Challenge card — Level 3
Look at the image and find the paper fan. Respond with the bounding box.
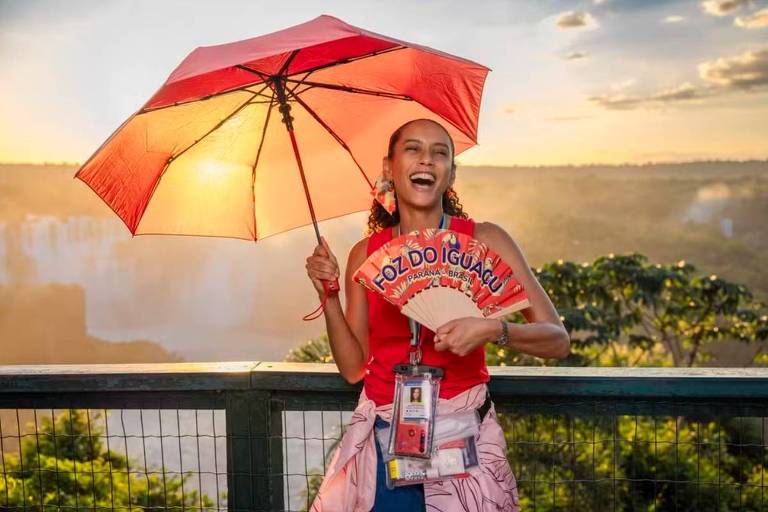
[354,229,530,331]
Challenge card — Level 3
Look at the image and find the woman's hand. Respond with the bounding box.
[305,237,340,298]
[434,318,500,357]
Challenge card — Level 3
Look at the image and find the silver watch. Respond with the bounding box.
[496,320,509,346]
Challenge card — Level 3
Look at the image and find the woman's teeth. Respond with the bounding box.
[410,173,436,187]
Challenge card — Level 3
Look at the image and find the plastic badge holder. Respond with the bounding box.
[388,371,440,459]
[376,410,481,489]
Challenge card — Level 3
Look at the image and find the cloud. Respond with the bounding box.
[610,78,636,91]
[589,83,703,110]
[547,115,593,121]
[662,15,686,23]
[556,11,599,30]
[563,51,589,60]
[699,47,768,89]
[701,0,750,16]
[587,94,644,110]
[734,8,768,28]
[589,47,768,111]
[652,82,699,101]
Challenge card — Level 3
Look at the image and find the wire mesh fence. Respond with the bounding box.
[0,408,228,511]
[501,407,768,511]
[1,364,767,511]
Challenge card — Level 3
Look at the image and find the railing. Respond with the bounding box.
[1,363,768,511]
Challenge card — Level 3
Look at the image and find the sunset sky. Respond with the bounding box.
[1,0,766,166]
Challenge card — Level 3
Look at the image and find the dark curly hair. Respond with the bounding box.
[366,119,468,235]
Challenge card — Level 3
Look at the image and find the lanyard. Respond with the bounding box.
[407,213,448,366]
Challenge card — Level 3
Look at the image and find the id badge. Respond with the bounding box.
[388,368,441,459]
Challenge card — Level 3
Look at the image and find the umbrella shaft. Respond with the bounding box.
[287,127,322,244]
[273,76,322,244]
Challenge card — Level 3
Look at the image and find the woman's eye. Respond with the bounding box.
[405,146,418,151]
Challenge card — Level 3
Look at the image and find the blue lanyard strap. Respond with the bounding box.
[408,213,448,365]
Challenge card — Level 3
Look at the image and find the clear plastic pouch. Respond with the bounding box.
[376,409,481,489]
[388,371,440,459]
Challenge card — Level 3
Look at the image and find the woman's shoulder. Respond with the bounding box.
[473,220,512,245]
[348,236,367,257]
[473,221,531,270]
[348,234,374,266]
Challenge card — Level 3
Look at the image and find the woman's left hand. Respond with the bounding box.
[433,317,499,357]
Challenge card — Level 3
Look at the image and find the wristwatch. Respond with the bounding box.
[495,320,510,346]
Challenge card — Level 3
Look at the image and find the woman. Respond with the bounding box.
[306,119,570,511]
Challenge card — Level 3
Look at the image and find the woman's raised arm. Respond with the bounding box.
[305,237,370,383]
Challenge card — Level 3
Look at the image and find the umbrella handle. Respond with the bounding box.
[303,278,340,321]
[322,278,340,295]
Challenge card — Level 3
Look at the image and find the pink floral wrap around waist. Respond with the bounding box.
[309,383,520,512]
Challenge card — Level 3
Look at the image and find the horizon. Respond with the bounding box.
[2,158,767,169]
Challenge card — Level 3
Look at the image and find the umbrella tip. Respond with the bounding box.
[317,13,346,24]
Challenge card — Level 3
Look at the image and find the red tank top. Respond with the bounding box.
[363,216,490,406]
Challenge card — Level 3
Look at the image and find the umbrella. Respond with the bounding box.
[76,14,489,310]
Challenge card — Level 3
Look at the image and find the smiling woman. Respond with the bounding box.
[304,118,571,511]
[366,120,468,237]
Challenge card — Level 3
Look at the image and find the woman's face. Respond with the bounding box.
[385,120,455,212]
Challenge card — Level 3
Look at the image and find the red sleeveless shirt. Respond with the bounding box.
[363,216,490,406]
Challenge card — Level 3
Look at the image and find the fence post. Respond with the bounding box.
[226,390,285,511]
[269,395,285,510]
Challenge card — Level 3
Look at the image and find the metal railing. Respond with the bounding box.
[1,363,768,511]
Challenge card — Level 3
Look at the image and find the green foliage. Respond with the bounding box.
[487,253,768,368]
[503,412,765,511]
[285,333,334,363]
[0,410,216,511]
[299,472,325,512]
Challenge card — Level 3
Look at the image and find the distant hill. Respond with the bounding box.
[0,283,181,364]
[0,163,115,222]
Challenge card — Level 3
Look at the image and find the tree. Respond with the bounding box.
[0,410,216,511]
[487,253,767,368]
[285,334,333,364]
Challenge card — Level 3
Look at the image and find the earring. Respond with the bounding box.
[371,174,397,215]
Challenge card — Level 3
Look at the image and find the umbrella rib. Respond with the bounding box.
[249,90,277,240]
[286,78,412,101]
[236,47,405,82]
[287,88,373,190]
[243,85,274,98]
[288,72,314,96]
[166,91,260,164]
[236,64,270,80]
[277,49,300,76]
[139,82,272,115]
[291,45,405,77]
[292,84,314,96]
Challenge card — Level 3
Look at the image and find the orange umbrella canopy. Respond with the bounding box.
[77,15,489,240]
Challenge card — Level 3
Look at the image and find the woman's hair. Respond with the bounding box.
[366,119,468,235]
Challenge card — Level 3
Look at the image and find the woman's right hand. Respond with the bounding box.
[305,236,340,297]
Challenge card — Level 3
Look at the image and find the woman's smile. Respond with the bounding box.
[409,171,437,191]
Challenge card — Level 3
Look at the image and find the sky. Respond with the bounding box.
[0,0,766,166]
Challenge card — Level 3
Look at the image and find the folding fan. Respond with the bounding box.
[354,229,530,331]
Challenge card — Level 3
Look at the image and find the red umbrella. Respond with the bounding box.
[76,14,489,304]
